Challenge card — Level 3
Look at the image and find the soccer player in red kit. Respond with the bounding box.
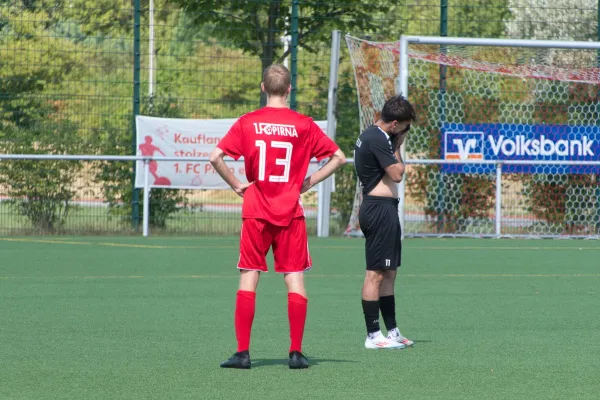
[209,64,346,369]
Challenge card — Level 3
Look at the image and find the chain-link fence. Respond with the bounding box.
[1,0,599,235]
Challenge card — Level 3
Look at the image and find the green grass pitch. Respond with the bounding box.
[1,236,599,399]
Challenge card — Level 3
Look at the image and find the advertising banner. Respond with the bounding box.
[442,123,600,174]
[135,116,329,189]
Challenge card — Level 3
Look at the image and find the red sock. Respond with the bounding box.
[288,293,308,353]
[235,290,256,352]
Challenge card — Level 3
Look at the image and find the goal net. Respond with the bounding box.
[345,35,600,238]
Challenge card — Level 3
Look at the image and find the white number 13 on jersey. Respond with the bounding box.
[255,140,293,183]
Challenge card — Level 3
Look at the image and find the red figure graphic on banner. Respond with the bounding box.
[138,136,172,186]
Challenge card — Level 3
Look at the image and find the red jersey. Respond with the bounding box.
[217,107,339,226]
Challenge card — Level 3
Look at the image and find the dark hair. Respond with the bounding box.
[380,94,416,123]
[262,64,291,96]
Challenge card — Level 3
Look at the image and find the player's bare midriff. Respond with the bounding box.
[367,173,398,198]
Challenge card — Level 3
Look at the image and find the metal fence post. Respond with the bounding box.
[290,0,299,111]
[437,0,449,233]
[149,0,156,98]
[132,0,141,231]
[317,30,341,237]
[596,0,600,234]
[495,162,502,238]
[398,35,410,239]
[143,159,151,237]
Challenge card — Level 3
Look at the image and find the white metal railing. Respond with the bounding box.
[403,159,600,238]
[2,154,599,238]
[0,154,332,237]
[0,154,192,237]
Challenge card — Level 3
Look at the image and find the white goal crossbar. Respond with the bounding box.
[397,35,600,238]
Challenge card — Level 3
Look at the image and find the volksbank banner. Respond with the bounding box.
[441,123,600,174]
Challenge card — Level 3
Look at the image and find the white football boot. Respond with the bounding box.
[386,327,414,347]
[365,331,405,349]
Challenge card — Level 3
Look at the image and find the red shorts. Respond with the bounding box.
[238,217,312,273]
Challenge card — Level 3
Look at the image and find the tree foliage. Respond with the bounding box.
[173,0,394,64]
[507,0,596,41]
[0,5,90,232]
[170,0,397,105]
[0,120,89,232]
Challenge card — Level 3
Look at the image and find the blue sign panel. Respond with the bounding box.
[441,123,600,174]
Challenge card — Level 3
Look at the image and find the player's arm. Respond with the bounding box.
[210,120,251,197]
[388,126,410,181]
[302,121,347,193]
[301,149,346,193]
[392,126,409,162]
[371,134,405,184]
[209,147,251,197]
[384,162,405,184]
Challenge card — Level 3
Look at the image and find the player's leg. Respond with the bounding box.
[362,269,404,349]
[359,198,382,337]
[273,217,310,369]
[284,272,309,369]
[234,270,260,353]
[380,269,410,345]
[362,269,384,335]
[221,219,270,369]
[377,203,413,347]
[359,197,405,349]
[382,274,413,346]
[379,269,397,332]
[283,272,308,351]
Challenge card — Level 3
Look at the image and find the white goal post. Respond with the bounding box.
[341,34,600,239]
[398,36,600,238]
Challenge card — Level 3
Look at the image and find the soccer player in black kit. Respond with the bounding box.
[354,94,416,349]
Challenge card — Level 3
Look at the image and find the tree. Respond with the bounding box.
[506,0,596,41]
[0,4,91,233]
[450,0,511,39]
[0,5,88,126]
[170,0,396,105]
[0,121,90,233]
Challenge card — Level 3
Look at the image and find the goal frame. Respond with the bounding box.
[397,35,600,238]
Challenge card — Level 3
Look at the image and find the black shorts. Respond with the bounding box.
[358,195,402,270]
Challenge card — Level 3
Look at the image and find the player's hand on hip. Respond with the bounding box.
[234,182,253,198]
[300,177,312,194]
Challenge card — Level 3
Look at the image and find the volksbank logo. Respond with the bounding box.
[445,132,484,161]
[445,131,595,160]
[442,123,600,175]
[489,135,594,157]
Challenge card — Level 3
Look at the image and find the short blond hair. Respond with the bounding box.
[262,64,290,97]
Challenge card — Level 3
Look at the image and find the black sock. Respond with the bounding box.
[379,295,397,331]
[361,299,380,334]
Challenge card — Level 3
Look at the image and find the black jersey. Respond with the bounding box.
[353,125,399,196]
